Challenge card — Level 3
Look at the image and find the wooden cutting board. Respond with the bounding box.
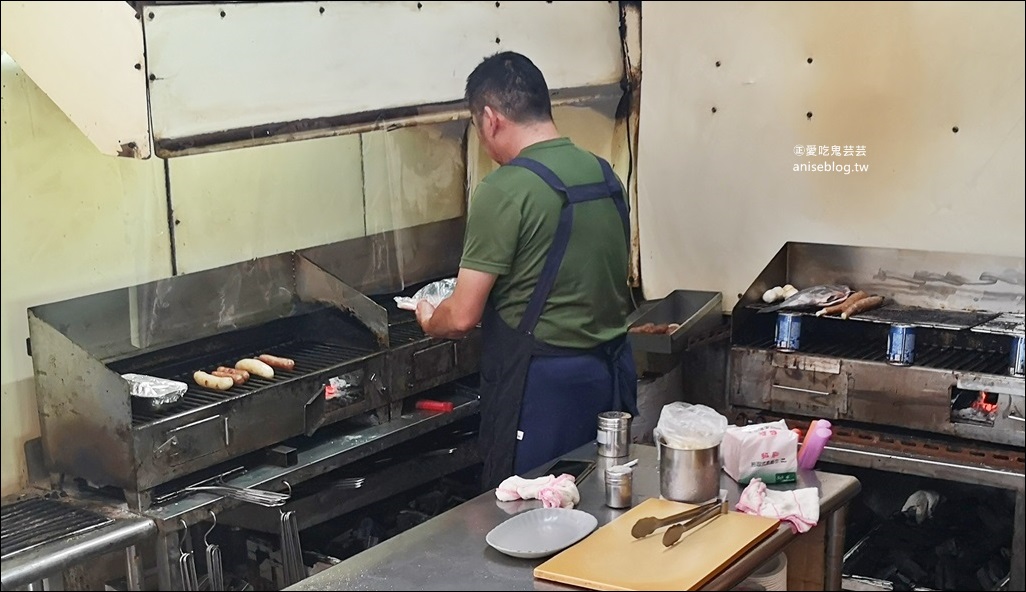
[534,498,780,591]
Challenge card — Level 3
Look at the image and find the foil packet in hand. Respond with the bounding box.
[394,278,457,311]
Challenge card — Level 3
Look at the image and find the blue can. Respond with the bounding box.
[887,324,916,366]
[775,312,801,352]
[1011,335,1025,377]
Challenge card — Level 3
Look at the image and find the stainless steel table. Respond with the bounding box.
[287,442,861,591]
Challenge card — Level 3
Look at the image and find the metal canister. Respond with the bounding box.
[774,312,801,352]
[597,411,631,458]
[604,466,633,509]
[887,324,916,366]
[1010,335,1025,377]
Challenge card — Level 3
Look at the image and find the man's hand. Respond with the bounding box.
[417,268,497,340]
[415,300,436,327]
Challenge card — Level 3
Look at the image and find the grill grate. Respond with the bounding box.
[132,340,374,425]
[753,338,1008,374]
[0,498,114,560]
[390,322,427,345]
[747,302,1000,331]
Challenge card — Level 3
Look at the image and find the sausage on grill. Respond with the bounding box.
[841,295,885,319]
[194,371,233,391]
[212,369,247,386]
[236,358,274,379]
[258,354,296,372]
[817,291,868,317]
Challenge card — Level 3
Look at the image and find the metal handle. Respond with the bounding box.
[169,415,223,435]
[154,436,178,455]
[772,384,832,396]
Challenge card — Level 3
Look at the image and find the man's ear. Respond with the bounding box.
[482,105,500,135]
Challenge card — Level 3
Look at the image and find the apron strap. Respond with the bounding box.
[596,158,631,248]
[507,156,631,335]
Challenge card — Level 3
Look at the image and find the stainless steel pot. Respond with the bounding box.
[655,431,720,503]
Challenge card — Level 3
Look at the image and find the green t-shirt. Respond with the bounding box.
[460,137,632,349]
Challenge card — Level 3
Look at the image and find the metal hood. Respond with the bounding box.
[1,1,626,159]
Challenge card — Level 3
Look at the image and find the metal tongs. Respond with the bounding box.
[661,499,728,547]
[279,507,305,587]
[153,467,290,508]
[178,520,200,591]
[204,512,225,592]
[630,499,728,547]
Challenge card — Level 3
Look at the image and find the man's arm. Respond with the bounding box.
[416,268,497,340]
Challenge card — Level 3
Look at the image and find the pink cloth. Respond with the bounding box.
[495,473,580,509]
[736,478,820,534]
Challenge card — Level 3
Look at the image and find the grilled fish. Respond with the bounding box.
[758,284,852,313]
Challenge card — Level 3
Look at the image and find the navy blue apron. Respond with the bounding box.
[477,155,639,490]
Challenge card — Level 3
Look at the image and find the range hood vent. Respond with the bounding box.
[1,1,625,159]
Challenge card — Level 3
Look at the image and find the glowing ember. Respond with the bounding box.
[971,391,998,414]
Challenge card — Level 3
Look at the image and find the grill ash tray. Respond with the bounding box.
[627,290,723,355]
[0,497,114,560]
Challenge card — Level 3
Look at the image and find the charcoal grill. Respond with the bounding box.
[22,221,484,590]
[26,249,481,511]
[726,242,1025,590]
[375,295,482,403]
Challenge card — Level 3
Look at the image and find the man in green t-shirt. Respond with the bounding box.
[416,51,638,488]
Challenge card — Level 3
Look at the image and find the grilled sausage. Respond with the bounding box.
[216,366,250,382]
[816,291,868,317]
[841,295,885,320]
[194,371,234,391]
[212,369,247,386]
[236,358,274,379]
[258,354,296,372]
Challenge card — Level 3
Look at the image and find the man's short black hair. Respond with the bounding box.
[465,51,553,124]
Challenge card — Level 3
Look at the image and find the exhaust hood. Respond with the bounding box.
[1,1,626,159]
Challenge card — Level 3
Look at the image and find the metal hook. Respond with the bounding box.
[204,511,217,547]
[179,519,190,555]
[283,480,292,497]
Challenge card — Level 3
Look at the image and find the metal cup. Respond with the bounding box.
[656,432,720,504]
[597,411,631,457]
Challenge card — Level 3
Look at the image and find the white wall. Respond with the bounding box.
[637,1,1026,307]
[0,53,171,493]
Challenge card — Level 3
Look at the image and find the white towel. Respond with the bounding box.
[495,474,580,509]
[736,478,820,534]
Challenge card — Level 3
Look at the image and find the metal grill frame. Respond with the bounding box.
[0,498,113,560]
[26,252,399,502]
[726,242,1026,592]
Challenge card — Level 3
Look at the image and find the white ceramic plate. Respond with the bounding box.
[486,508,598,559]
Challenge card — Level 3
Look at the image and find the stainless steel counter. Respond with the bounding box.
[286,442,861,591]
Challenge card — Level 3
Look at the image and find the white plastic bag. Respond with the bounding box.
[655,402,728,450]
[394,278,457,311]
[721,420,798,485]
